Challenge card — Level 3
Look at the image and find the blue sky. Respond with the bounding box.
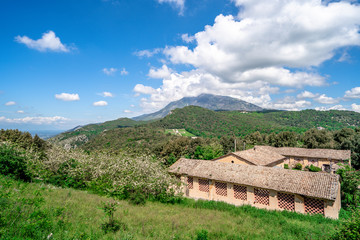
[1,0,360,131]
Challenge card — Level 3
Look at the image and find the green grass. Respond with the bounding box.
[165,129,196,137]
[0,175,341,240]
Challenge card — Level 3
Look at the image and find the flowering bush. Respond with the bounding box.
[28,146,181,201]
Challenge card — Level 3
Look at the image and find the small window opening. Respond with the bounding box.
[231,161,234,163]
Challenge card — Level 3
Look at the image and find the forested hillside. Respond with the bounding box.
[150,106,360,137]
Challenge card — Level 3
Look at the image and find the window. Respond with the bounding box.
[198,178,209,192]
[304,197,324,215]
[231,160,234,163]
[278,192,295,211]
[234,185,247,200]
[215,182,227,196]
[254,188,269,205]
[187,177,193,189]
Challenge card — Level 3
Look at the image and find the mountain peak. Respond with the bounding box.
[133,94,263,121]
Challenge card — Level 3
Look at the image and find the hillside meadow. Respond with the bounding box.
[0,175,342,240]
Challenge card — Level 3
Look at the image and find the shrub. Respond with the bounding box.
[308,164,321,172]
[28,146,180,202]
[284,164,289,169]
[0,144,30,181]
[294,163,302,170]
[100,201,125,233]
[196,229,209,240]
[331,209,360,240]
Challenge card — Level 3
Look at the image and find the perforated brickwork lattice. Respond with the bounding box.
[254,188,269,205]
[187,177,193,189]
[305,197,324,215]
[233,185,247,200]
[278,192,295,211]
[198,178,209,192]
[215,182,227,196]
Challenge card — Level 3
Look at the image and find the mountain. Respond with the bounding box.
[132,93,263,121]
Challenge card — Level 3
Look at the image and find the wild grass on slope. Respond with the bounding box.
[0,175,340,240]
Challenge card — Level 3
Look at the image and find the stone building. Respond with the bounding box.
[214,146,351,173]
[169,158,341,219]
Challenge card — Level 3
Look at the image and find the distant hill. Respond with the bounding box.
[132,93,263,121]
[150,106,360,137]
[48,118,149,149]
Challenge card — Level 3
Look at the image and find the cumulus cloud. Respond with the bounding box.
[135,0,360,112]
[344,87,360,99]
[120,68,129,75]
[148,65,173,79]
[17,110,24,114]
[264,96,311,111]
[134,48,161,58]
[5,101,16,106]
[315,105,347,111]
[158,0,185,15]
[181,33,195,43]
[314,94,340,104]
[135,70,278,112]
[164,0,360,86]
[93,101,108,106]
[134,84,158,95]
[351,103,360,112]
[15,31,70,52]
[0,116,68,125]
[297,91,319,99]
[124,109,132,113]
[103,68,117,75]
[55,93,80,101]
[100,91,113,97]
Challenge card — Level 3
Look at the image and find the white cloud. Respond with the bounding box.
[17,110,24,114]
[134,70,278,112]
[265,96,311,111]
[0,116,68,125]
[120,68,129,75]
[100,91,113,97]
[344,87,360,99]
[148,65,173,79]
[15,31,70,52]
[181,33,195,43]
[134,48,161,58]
[55,93,80,101]
[314,94,340,104]
[158,0,185,15]
[130,104,135,108]
[135,0,360,113]
[5,101,16,106]
[134,84,158,95]
[297,91,319,99]
[351,103,360,112]
[103,68,117,75]
[315,105,347,111]
[164,0,360,87]
[124,110,132,113]
[93,101,108,106]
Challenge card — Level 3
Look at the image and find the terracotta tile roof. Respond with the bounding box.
[169,158,339,201]
[255,146,351,160]
[231,147,286,166]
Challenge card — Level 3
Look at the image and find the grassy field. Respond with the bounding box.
[1,175,341,240]
[165,129,196,137]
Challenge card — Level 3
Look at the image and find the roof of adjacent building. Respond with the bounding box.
[213,147,286,166]
[255,146,351,160]
[169,158,339,201]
